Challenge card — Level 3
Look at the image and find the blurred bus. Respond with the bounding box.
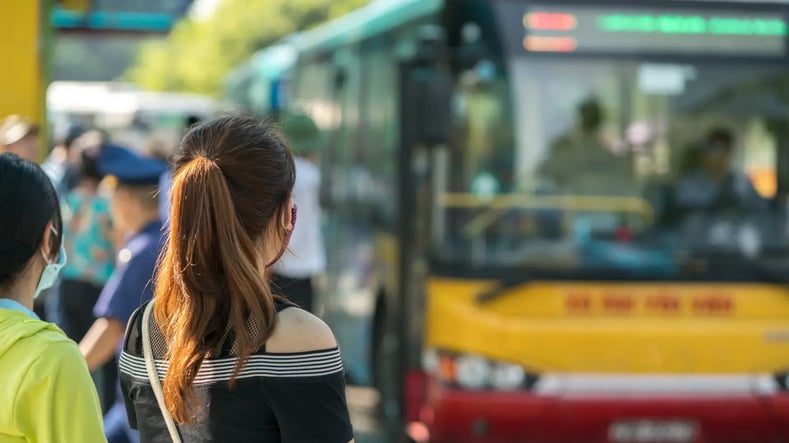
[246,0,789,441]
[224,39,298,117]
[48,81,218,152]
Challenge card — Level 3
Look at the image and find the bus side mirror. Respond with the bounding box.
[405,66,453,146]
[404,25,453,146]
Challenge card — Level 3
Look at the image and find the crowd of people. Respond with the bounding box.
[0,112,349,443]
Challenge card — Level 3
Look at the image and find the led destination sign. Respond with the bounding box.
[513,4,788,56]
[597,13,786,36]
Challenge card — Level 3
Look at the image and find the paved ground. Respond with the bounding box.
[348,386,394,443]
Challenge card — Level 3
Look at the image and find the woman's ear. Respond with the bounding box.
[282,196,294,231]
[40,221,55,259]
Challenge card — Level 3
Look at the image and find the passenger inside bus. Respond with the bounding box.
[541,98,634,197]
[673,127,766,216]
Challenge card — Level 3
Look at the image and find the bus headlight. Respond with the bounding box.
[424,349,538,391]
[455,354,491,389]
[490,362,526,390]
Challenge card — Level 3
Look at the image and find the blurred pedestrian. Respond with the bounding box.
[0,153,105,442]
[118,116,353,442]
[42,124,86,195]
[0,115,39,162]
[79,145,167,443]
[40,129,105,333]
[270,112,325,313]
[58,143,117,412]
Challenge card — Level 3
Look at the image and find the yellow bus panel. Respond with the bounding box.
[426,278,789,373]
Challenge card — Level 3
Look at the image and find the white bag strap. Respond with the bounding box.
[142,301,183,443]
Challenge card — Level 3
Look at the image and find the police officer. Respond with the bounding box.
[78,145,167,443]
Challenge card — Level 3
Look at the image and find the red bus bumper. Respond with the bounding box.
[415,386,789,443]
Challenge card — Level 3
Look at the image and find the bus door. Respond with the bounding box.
[319,47,381,385]
[393,27,454,430]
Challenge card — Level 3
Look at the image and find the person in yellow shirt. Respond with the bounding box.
[0,152,105,443]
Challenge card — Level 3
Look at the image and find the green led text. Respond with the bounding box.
[597,14,787,36]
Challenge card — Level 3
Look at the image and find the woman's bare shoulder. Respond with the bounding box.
[265,306,338,353]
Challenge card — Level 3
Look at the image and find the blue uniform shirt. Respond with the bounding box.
[94,220,164,341]
[96,221,163,443]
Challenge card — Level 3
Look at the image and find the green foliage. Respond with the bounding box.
[127,0,366,95]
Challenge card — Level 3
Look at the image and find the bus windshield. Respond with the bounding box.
[434,56,789,280]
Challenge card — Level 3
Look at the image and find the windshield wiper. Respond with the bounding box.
[475,277,532,304]
[472,267,667,305]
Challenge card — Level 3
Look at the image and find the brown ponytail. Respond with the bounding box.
[154,116,295,423]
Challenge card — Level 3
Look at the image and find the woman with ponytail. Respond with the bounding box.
[118,116,354,442]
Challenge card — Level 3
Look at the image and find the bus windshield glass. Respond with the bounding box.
[434,56,789,280]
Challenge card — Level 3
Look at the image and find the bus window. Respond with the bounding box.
[450,60,514,193]
[436,57,789,276]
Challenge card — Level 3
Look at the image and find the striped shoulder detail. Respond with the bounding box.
[119,348,343,384]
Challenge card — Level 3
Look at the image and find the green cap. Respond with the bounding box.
[281,112,321,155]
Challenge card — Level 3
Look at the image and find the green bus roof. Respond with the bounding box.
[226,42,297,91]
[249,43,298,79]
[296,0,443,55]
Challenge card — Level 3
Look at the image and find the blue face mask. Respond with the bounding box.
[34,246,67,299]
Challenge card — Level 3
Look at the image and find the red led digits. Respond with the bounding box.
[523,36,578,52]
[524,12,578,31]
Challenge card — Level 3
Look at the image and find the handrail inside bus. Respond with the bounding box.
[437,193,655,237]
